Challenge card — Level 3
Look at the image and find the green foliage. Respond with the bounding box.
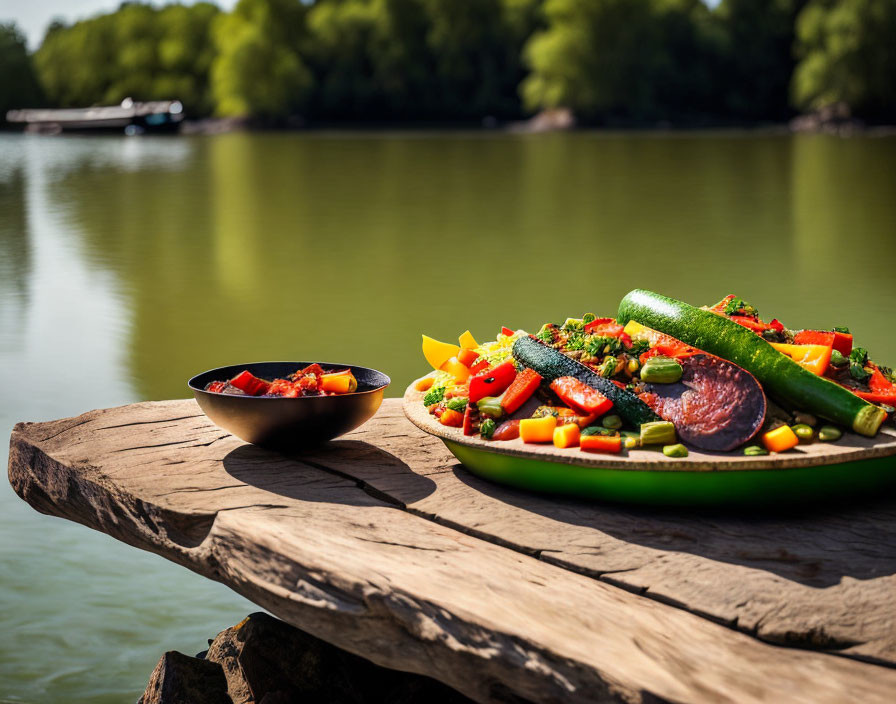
[34,3,220,115]
[792,0,896,119]
[11,0,896,123]
[0,23,43,118]
[211,0,311,118]
[522,0,723,124]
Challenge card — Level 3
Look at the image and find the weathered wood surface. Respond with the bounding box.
[9,399,896,704]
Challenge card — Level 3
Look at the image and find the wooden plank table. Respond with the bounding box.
[8,399,896,703]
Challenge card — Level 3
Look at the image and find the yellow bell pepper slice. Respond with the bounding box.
[769,343,832,376]
[458,330,479,349]
[422,334,460,371]
[320,371,358,394]
[762,425,799,453]
[552,422,581,448]
[440,356,471,383]
[623,320,665,345]
[520,415,557,443]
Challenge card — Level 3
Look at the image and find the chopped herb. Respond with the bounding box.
[446,397,468,412]
[627,339,650,356]
[849,347,871,381]
[562,317,585,332]
[723,297,759,318]
[586,335,622,357]
[535,325,555,344]
[423,386,445,406]
[582,313,596,324]
[532,406,560,418]
[565,333,585,351]
[830,349,848,366]
[880,366,896,385]
[599,356,618,378]
[833,326,850,334]
[479,418,496,439]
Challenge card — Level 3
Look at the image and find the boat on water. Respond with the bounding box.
[5,98,185,135]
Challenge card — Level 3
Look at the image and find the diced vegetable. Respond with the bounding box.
[639,421,677,446]
[440,357,471,383]
[462,404,475,436]
[446,397,469,412]
[791,424,814,441]
[320,371,358,394]
[459,330,478,349]
[476,396,505,419]
[457,348,480,368]
[549,376,614,416]
[580,433,623,454]
[639,356,683,383]
[501,326,514,336]
[469,361,517,403]
[414,376,434,392]
[762,425,799,453]
[480,417,496,439]
[793,330,835,348]
[601,414,622,430]
[552,423,581,448]
[439,409,464,428]
[663,443,688,458]
[229,370,272,396]
[617,289,885,437]
[501,368,543,414]
[818,425,842,442]
[422,334,460,371]
[513,336,659,427]
[423,386,446,407]
[769,343,832,376]
[831,330,853,356]
[520,415,557,443]
[492,419,520,441]
[743,445,768,456]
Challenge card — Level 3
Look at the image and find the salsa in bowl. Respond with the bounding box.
[189,361,390,449]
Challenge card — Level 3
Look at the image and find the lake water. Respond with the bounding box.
[2,130,895,702]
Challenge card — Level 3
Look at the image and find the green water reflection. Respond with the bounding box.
[1,131,895,702]
[53,132,896,401]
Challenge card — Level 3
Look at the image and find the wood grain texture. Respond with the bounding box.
[403,382,896,471]
[8,399,896,703]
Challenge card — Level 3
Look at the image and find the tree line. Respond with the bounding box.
[2,0,895,125]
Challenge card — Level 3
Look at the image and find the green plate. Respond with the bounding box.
[404,383,896,506]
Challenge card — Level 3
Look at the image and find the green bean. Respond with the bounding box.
[817,425,842,442]
[662,443,688,458]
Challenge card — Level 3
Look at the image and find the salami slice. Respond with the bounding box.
[640,354,766,451]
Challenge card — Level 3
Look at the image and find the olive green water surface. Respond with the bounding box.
[1,131,895,702]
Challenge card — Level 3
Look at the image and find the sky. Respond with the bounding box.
[0,1,237,49]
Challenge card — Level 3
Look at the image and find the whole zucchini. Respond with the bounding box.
[512,335,660,427]
[617,289,886,437]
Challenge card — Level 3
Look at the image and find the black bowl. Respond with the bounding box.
[188,361,390,450]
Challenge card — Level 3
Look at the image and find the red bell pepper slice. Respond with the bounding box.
[468,361,517,403]
[501,368,543,414]
[462,403,475,436]
[501,326,514,337]
[583,317,615,333]
[768,318,785,333]
[549,376,613,416]
[206,381,228,393]
[793,330,836,348]
[580,434,622,454]
[729,315,769,333]
[831,331,853,356]
[469,358,490,374]
[229,370,271,396]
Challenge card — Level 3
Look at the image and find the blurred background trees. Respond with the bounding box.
[2,0,895,124]
[0,23,43,121]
